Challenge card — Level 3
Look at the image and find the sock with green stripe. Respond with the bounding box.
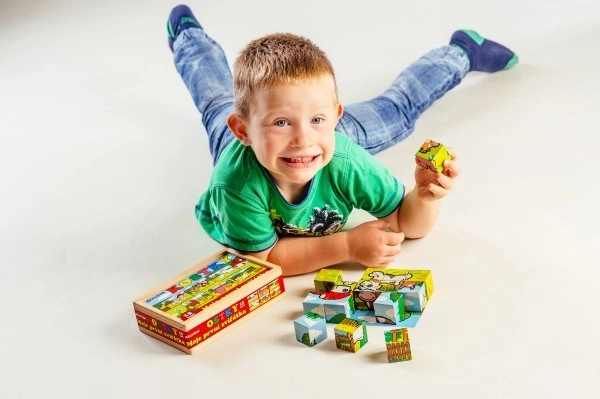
[450,30,519,72]
[167,5,202,52]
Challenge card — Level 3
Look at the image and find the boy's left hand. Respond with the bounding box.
[414,147,460,200]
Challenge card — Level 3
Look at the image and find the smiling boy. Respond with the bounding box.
[167,5,518,276]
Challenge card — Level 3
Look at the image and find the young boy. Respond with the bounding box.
[167,5,518,276]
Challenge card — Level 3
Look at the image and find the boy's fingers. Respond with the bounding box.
[384,231,404,247]
[436,173,454,190]
[428,183,449,198]
[446,146,458,160]
[443,159,460,177]
[372,219,391,230]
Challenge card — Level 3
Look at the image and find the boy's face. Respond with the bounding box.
[229,76,343,198]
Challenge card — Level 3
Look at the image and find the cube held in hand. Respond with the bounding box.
[415,139,451,173]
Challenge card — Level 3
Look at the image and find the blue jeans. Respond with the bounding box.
[173,28,470,165]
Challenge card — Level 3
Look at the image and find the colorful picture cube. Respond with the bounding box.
[334,318,368,353]
[385,328,412,362]
[354,268,434,313]
[294,312,328,347]
[398,282,428,313]
[314,269,343,292]
[374,291,408,324]
[323,292,355,324]
[415,139,452,173]
[302,292,326,317]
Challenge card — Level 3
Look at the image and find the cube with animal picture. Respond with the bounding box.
[314,268,344,292]
[354,268,434,313]
[415,139,452,173]
[294,312,328,347]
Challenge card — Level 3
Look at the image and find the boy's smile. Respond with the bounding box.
[228,76,343,202]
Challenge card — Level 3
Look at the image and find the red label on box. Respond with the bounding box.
[136,275,285,350]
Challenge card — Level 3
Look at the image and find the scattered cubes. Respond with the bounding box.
[334,318,368,353]
[294,312,328,347]
[385,328,412,362]
[302,292,326,317]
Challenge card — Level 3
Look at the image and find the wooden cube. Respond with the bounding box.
[323,292,355,324]
[294,312,328,347]
[385,328,412,362]
[334,318,368,353]
[415,139,451,173]
[302,292,326,317]
[314,269,344,292]
[374,292,408,324]
[398,282,428,313]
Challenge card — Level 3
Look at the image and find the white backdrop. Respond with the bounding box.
[2,1,600,398]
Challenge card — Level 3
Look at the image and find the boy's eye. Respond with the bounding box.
[311,117,324,124]
[274,120,288,127]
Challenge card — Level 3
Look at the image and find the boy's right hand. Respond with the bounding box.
[345,220,405,267]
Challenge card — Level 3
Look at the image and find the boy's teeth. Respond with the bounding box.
[288,157,312,163]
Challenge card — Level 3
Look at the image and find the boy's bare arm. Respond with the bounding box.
[384,150,460,238]
[247,153,459,276]
[383,189,441,238]
[249,220,404,276]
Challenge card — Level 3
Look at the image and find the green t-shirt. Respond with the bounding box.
[196,132,405,252]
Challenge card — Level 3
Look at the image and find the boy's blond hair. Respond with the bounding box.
[232,33,338,118]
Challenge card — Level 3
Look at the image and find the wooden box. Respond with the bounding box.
[133,250,285,354]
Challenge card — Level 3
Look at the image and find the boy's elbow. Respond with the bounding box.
[405,232,427,240]
[403,226,433,240]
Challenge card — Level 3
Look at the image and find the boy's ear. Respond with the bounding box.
[336,103,344,120]
[227,113,252,146]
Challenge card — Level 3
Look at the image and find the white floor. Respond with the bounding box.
[3,0,600,397]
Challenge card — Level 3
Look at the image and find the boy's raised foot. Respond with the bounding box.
[167,4,202,52]
[450,30,519,72]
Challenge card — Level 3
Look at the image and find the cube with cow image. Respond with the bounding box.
[322,284,356,324]
[353,268,434,314]
[294,312,328,347]
[305,281,357,322]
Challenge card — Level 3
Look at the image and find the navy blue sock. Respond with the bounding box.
[167,5,202,52]
[450,30,519,72]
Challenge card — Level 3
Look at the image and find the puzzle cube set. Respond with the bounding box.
[294,267,434,361]
[133,250,285,354]
[293,312,328,347]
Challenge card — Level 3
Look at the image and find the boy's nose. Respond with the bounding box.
[291,124,312,147]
